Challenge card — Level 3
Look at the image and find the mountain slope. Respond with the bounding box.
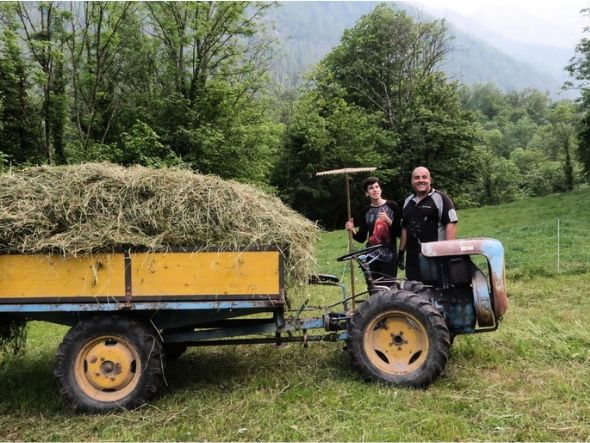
[267,1,564,95]
[422,5,576,91]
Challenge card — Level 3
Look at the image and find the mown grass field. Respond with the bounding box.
[1,191,589,441]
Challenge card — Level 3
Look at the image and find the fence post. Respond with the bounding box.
[557,217,561,272]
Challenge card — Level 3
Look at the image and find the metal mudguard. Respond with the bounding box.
[421,238,508,319]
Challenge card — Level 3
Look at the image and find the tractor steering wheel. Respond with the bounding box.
[336,244,382,262]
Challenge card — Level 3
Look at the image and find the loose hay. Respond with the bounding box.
[0,163,319,284]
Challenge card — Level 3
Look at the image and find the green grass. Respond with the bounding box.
[459,190,590,277]
[1,191,589,441]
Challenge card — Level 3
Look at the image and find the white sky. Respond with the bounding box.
[414,0,589,47]
[415,0,586,16]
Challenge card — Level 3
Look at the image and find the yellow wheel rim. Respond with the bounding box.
[74,336,141,402]
[363,310,429,375]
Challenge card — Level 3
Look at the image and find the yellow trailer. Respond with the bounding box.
[0,247,291,413]
[0,248,284,303]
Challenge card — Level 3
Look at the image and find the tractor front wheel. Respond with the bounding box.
[54,316,163,413]
[348,288,450,387]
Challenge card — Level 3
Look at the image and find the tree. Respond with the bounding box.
[461,83,507,121]
[324,5,451,131]
[288,4,479,209]
[510,147,565,196]
[392,72,479,205]
[65,2,140,148]
[548,102,579,191]
[0,1,280,185]
[577,112,590,180]
[566,7,590,181]
[0,6,40,164]
[471,146,522,205]
[12,1,69,163]
[142,2,280,184]
[119,120,181,167]
[274,68,391,227]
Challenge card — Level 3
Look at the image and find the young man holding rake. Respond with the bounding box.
[345,176,402,281]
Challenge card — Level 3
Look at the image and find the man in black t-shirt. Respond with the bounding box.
[398,166,458,281]
[345,177,402,280]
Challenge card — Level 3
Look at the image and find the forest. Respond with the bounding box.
[1,1,590,229]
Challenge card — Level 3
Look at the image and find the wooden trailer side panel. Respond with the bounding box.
[0,249,284,303]
[131,251,281,297]
[0,254,125,298]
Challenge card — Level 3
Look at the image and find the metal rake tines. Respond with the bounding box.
[316,167,376,176]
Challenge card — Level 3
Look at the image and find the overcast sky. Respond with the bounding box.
[414,0,588,48]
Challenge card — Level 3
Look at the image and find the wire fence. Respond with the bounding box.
[474,219,590,276]
[325,218,590,285]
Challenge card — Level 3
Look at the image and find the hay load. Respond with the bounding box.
[0,163,319,283]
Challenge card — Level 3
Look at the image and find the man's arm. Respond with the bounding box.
[345,207,369,243]
[400,227,407,250]
[445,222,457,240]
[438,191,458,240]
[397,227,407,270]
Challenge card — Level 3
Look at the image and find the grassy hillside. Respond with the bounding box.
[316,189,590,280]
[0,191,589,441]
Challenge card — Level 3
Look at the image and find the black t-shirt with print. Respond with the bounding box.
[353,200,401,262]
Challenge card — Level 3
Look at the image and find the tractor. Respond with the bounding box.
[0,238,507,412]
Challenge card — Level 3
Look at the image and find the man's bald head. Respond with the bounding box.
[411,166,432,197]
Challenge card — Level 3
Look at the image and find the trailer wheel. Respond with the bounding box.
[348,288,450,387]
[54,316,163,413]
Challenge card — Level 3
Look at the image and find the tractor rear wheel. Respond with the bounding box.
[54,316,163,413]
[348,288,450,387]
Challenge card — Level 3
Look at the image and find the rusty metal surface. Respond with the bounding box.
[422,238,508,319]
[421,238,489,257]
[471,268,495,327]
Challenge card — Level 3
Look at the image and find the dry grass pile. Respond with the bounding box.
[0,163,319,283]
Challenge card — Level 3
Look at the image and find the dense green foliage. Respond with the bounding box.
[566,8,590,181]
[276,6,481,225]
[0,1,588,228]
[272,68,390,226]
[0,1,280,186]
[461,85,582,205]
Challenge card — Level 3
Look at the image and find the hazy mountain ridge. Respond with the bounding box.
[267,2,569,96]
[442,22,564,94]
[422,5,576,90]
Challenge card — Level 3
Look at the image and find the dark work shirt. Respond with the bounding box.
[402,189,457,264]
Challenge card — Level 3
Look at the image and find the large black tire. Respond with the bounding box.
[401,280,456,347]
[54,316,164,413]
[400,280,426,294]
[348,288,450,387]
